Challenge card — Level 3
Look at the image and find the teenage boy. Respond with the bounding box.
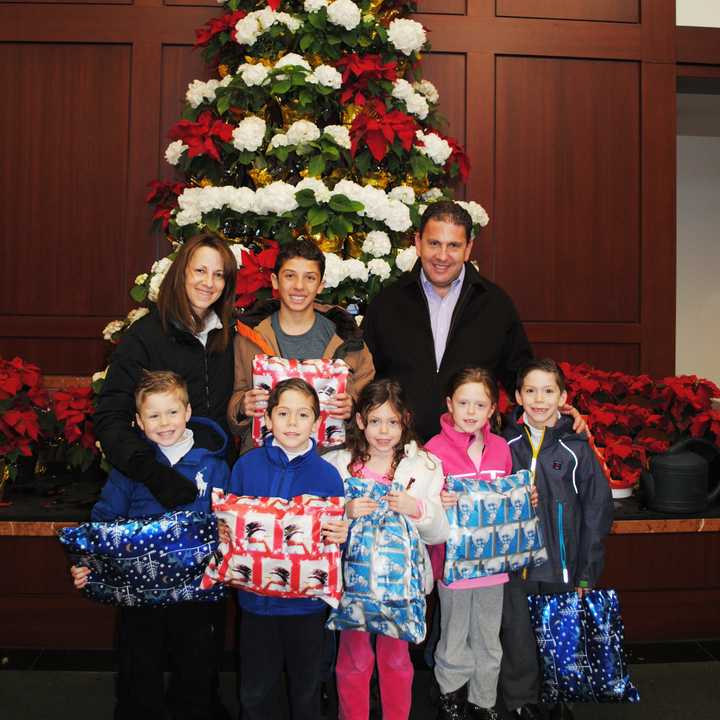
[500,359,613,720]
[229,378,348,720]
[227,239,375,444]
[71,370,231,720]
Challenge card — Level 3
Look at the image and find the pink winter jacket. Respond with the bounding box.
[425,413,512,586]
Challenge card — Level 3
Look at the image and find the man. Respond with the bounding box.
[362,200,532,443]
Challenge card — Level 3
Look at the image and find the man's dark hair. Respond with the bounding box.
[266,378,321,419]
[273,239,326,278]
[418,201,473,243]
[516,358,566,393]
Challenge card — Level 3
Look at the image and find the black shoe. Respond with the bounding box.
[437,685,468,720]
[466,703,500,720]
[513,703,543,720]
[549,703,574,720]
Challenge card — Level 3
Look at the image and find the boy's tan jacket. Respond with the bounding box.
[227,301,375,441]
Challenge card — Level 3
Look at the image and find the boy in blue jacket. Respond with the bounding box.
[229,377,348,720]
[71,370,230,720]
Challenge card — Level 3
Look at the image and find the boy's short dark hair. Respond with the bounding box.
[274,239,326,278]
[516,358,566,393]
[266,378,321,419]
[419,201,473,244]
[134,370,189,409]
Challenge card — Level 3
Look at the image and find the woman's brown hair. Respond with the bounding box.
[157,233,237,353]
[446,367,501,433]
[346,379,420,478]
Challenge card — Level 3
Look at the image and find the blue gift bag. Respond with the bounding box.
[326,477,426,643]
[443,470,547,584]
[528,590,640,704]
[58,510,225,606]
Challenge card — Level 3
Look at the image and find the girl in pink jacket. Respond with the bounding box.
[425,368,512,720]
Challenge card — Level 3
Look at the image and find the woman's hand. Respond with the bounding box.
[217,519,232,546]
[387,489,419,518]
[440,491,458,510]
[530,485,540,509]
[322,519,349,545]
[327,392,353,420]
[242,388,269,417]
[346,497,378,519]
[70,565,90,590]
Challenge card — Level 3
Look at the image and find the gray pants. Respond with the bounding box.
[434,582,504,709]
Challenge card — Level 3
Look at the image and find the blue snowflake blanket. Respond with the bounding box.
[443,469,547,584]
[326,477,426,643]
[58,511,224,606]
[528,590,640,703]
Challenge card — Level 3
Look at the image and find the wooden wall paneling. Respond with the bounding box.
[530,342,640,374]
[493,56,641,323]
[676,26,720,65]
[496,0,639,23]
[640,61,676,378]
[416,0,467,14]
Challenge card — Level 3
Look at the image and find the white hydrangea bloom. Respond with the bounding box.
[417,203,427,217]
[126,308,150,325]
[164,140,187,166]
[358,185,388,221]
[255,181,299,214]
[238,62,269,87]
[232,116,266,152]
[286,120,321,145]
[457,200,490,227]
[388,185,416,205]
[225,187,256,214]
[344,257,369,282]
[297,177,332,203]
[269,132,290,149]
[396,245,419,272]
[310,65,342,89]
[234,14,263,46]
[185,78,221,109]
[422,187,444,201]
[102,320,125,340]
[405,92,429,119]
[391,79,414,101]
[276,12,302,32]
[415,130,452,165]
[327,0,362,30]
[387,18,427,56]
[413,79,439,104]
[275,53,312,72]
[362,230,392,258]
[148,271,166,302]
[322,125,351,149]
[367,258,392,281]
[323,252,348,288]
[332,180,366,207]
[304,0,328,10]
[151,257,173,275]
[383,199,413,232]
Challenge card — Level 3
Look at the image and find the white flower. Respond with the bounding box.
[415,130,452,165]
[344,258,369,282]
[387,18,427,56]
[368,258,392,281]
[413,79,439,104]
[255,181,299,214]
[422,187,444,201]
[310,65,342,89]
[322,252,348,288]
[286,120,321,145]
[297,177,332,203]
[238,62,269,87]
[234,14,263,46]
[102,320,125,341]
[232,116,266,152]
[457,200,490,227]
[358,185,388,221]
[225,187,256,214]
[304,0,328,10]
[151,257,173,275]
[175,208,201,227]
[229,244,246,266]
[148,273,165,301]
[405,92,429,119]
[322,125,351,149]
[417,203,427,217]
[134,273,148,285]
[164,139,187,166]
[388,185,415,205]
[362,230,392,257]
[275,53,312,72]
[333,180,366,207]
[384,200,412,232]
[276,12,302,32]
[396,245,418,272]
[269,132,290,149]
[392,79,414,101]
[185,78,220,109]
[327,0,361,30]
[126,307,150,326]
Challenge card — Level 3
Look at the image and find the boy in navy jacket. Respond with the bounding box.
[71,370,230,720]
[229,378,347,720]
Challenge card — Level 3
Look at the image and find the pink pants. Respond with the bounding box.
[336,630,414,720]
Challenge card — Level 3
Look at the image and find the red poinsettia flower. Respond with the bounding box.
[2,409,41,443]
[235,241,280,309]
[194,10,247,47]
[168,111,234,162]
[336,53,398,105]
[689,408,720,444]
[439,132,470,183]
[146,181,187,231]
[53,387,95,446]
[350,99,418,162]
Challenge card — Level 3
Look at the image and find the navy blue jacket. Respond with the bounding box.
[229,436,344,616]
[504,410,613,587]
[92,417,231,521]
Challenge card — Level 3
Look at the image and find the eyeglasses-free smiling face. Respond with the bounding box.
[265,389,319,453]
[356,401,403,459]
[271,257,325,315]
[446,382,495,434]
[135,391,191,447]
[415,218,473,297]
[184,245,226,318]
[515,369,568,429]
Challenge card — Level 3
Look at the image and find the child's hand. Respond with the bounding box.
[70,565,90,590]
[530,485,540,509]
[217,519,231,546]
[327,392,353,420]
[321,519,349,545]
[562,404,588,434]
[440,491,458,509]
[346,497,378,519]
[242,388,269,417]
[387,489,419,518]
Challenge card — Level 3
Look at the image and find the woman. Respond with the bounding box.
[94,232,237,508]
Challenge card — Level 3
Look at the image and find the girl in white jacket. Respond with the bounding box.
[325,379,449,720]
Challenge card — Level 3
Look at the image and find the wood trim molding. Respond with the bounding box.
[677,26,720,65]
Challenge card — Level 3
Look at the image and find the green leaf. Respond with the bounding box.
[216,93,231,117]
[330,215,353,236]
[295,189,318,207]
[300,34,315,52]
[272,78,292,94]
[410,154,429,179]
[275,147,289,162]
[307,155,326,177]
[307,206,329,228]
[324,144,340,160]
[308,11,327,30]
[130,285,147,303]
[329,194,364,213]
